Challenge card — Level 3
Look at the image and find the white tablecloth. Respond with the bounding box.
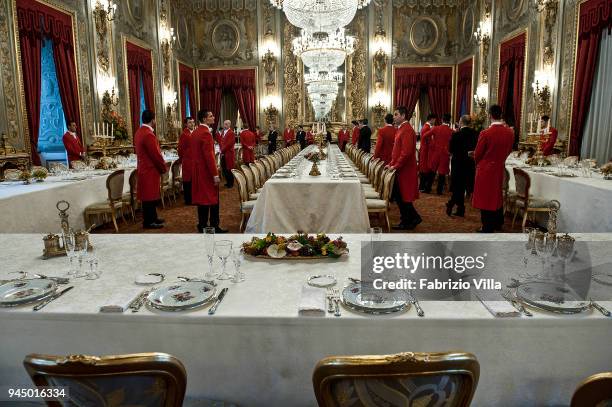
[246,145,370,233]
[0,169,134,233]
[0,233,611,406]
[506,160,612,232]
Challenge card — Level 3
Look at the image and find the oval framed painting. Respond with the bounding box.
[410,17,440,56]
[211,20,240,58]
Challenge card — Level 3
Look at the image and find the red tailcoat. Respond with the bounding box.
[241,130,256,164]
[418,123,432,172]
[390,121,419,203]
[220,129,236,170]
[134,125,166,202]
[255,130,263,144]
[306,132,314,144]
[541,127,558,156]
[191,125,219,206]
[472,124,515,211]
[178,128,194,182]
[351,127,360,144]
[338,129,347,144]
[426,124,453,175]
[283,128,295,144]
[62,132,84,166]
[373,125,396,165]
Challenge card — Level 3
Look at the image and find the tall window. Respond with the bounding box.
[139,71,147,125]
[184,86,192,118]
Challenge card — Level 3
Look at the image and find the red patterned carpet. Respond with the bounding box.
[94,183,522,234]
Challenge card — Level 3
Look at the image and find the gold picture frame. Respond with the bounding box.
[409,16,440,56]
[211,19,240,59]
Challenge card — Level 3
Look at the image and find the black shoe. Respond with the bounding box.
[404,217,423,230]
[144,223,164,229]
[214,227,228,233]
[445,202,453,217]
[156,218,165,224]
[453,211,465,217]
[392,223,409,230]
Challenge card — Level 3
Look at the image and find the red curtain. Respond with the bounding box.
[394,67,453,120]
[179,63,196,122]
[198,69,256,130]
[126,41,154,135]
[455,58,473,119]
[498,33,526,132]
[570,0,612,155]
[17,0,80,165]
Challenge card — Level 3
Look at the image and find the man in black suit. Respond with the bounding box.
[267,124,278,154]
[326,129,332,143]
[296,125,307,150]
[446,115,479,217]
[358,119,372,153]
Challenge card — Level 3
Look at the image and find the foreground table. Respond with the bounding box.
[0,233,611,407]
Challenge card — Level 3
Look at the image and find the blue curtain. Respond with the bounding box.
[139,71,147,125]
[38,36,67,157]
[184,86,192,118]
[459,94,468,117]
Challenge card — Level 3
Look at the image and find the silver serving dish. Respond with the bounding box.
[341,283,410,315]
[0,278,57,307]
[516,281,590,314]
[146,281,216,312]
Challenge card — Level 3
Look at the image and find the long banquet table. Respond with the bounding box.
[506,159,612,232]
[1,233,611,406]
[246,145,370,234]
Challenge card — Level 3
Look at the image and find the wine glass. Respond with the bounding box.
[522,227,536,268]
[215,240,233,280]
[535,233,557,278]
[62,229,77,276]
[203,227,217,279]
[76,235,89,278]
[231,249,245,283]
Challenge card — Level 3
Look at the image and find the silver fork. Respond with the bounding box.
[407,290,425,317]
[501,289,533,317]
[325,288,334,313]
[332,288,341,317]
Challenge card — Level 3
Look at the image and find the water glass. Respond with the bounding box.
[76,235,89,278]
[215,240,233,280]
[85,257,100,280]
[62,230,77,276]
[535,233,557,277]
[231,250,245,283]
[203,227,217,279]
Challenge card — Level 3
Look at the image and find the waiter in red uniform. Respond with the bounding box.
[306,127,314,145]
[62,121,85,168]
[178,116,195,205]
[240,126,256,164]
[389,106,422,230]
[337,125,348,151]
[373,114,396,165]
[539,115,558,156]
[424,113,453,195]
[220,120,236,188]
[192,109,227,233]
[418,113,436,192]
[134,110,167,229]
[350,120,360,145]
[471,105,514,233]
[283,126,295,147]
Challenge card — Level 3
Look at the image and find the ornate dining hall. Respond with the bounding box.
[0,0,611,406]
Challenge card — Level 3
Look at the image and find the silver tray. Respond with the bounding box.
[146,281,216,312]
[341,283,409,315]
[516,281,590,314]
[0,279,57,307]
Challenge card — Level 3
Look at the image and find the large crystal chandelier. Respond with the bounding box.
[270,0,371,33]
[293,29,355,71]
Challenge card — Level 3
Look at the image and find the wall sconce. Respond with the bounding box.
[262,49,277,95]
[263,95,280,127]
[532,69,554,117]
[94,0,116,22]
[371,92,388,128]
[475,6,492,83]
[160,24,176,88]
[535,0,557,13]
[474,84,488,111]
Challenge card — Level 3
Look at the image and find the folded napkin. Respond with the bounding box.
[475,293,520,318]
[99,288,145,313]
[298,285,326,317]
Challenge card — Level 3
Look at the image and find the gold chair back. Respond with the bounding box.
[380,168,396,203]
[106,170,125,202]
[249,163,261,188]
[571,372,612,407]
[23,353,186,407]
[171,160,181,183]
[232,169,250,203]
[255,161,268,182]
[513,168,531,202]
[313,352,480,407]
[241,164,256,194]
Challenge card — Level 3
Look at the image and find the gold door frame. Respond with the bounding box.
[176,59,198,120]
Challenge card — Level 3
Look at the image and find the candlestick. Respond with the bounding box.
[111,122,114,139]
[537,118,541,134]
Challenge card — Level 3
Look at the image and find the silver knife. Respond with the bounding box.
[208,288,228,315]
[33,286,74,311]
[590,299,611,317]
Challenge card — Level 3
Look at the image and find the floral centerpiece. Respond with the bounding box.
[31,167,48,182]
[601,162,612,179]
[18,170,31,184]
[304,151,322,163]
[242,232,348,259]
[101,110,129,142]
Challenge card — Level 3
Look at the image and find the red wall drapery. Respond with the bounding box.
[17,0,81,165]
[570,0,612,155]
[394,67,453,120]
[455,58,473,119]
[198,69,256,130]
[179,63,196,122]
[126,41,154,135]
[498,33,526,133]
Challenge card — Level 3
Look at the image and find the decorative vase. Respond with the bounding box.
[309,162,321,176]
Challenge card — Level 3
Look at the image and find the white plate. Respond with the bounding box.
[307,275,337,288]
[0,279,57,306]
[342,283,409,314]
[516,281,589,313]
[147,281,216,311]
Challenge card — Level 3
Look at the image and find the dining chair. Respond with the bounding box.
[249,163,262,189]
[232,169,257,232]
[512,168,561,232]
[366,168,396,232]
[240,164,260,200]
[23,352,186,407]
[503,168,517,215]
[160,162,174,208]
[570,372,612,407]
[121,169,138,222]
[84,169,127,233]
[170,160,182,196]
[313,351,480,407]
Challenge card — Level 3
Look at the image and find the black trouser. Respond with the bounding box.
[480,208,504,233]
[142,201,159,227]
[393,180,421,226]
[448,178,466,215]
[436,174,446,194]
[183,181,192,205]
[197,205,220,232]
[420,171,435,192]
[268,143,277,155]
[220,156,234,187]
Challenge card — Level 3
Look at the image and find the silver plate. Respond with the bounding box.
[0,279,57,307]
[341,283,409,315]
[146,281,216,311]
[307,275,337,288]
[516,281,589,314]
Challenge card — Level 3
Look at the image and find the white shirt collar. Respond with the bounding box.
[200,124,211,131]
[399,120,409,128]
[490,121,504,127]
[69,131,77,137]
[143,124,154,132]
[385,124,393,127]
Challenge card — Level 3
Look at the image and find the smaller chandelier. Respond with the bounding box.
[293,29,355,71]
[303,70,344,84]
